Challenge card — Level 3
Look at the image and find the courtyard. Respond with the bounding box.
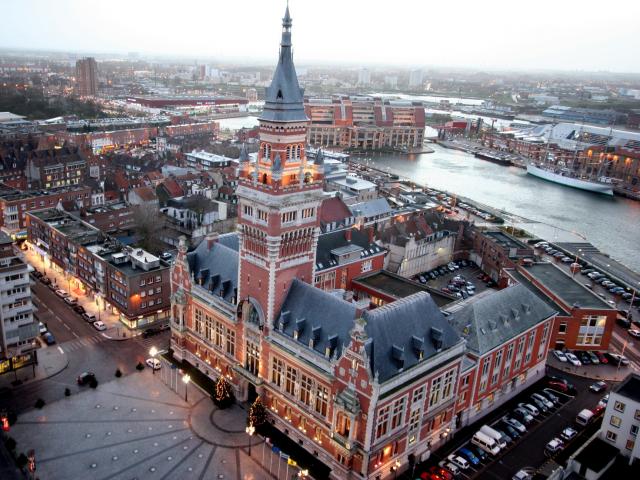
[8,368,303,480]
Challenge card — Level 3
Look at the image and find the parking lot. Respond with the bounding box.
[414,262,493,300]
[409,369,610,480]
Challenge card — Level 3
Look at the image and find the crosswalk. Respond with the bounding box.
[134,333,170,352]
[58,334,109,353]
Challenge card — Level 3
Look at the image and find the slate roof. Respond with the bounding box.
[259,7,307,123]
[275,279,357,357]
[380,211,459,247]
[350,198,392,219]
[362,292,462,383]
[448,284,557,355]
[187,237,238,305]
[217,232,239,252]
[315,228,383,272]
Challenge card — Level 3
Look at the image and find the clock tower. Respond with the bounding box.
[236,5,325,332]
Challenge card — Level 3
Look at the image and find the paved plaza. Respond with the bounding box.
[9,369,299,480]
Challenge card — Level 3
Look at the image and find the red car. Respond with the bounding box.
[429,466,453,480]
[592,404,606,417]
[594,351,608,364]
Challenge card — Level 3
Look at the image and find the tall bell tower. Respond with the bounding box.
[236,5,325,331]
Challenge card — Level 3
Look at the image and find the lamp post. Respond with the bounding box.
[245,423,255,456]
[149,346,158,375]
[391,459,401,479]
[298,469,309,478]
[182,374,190,402]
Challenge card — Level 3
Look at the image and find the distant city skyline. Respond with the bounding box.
[2,0,640,73]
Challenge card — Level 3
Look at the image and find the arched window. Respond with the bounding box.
[262,173,268,184]
[262,143,271,161]
[286,145,293,160]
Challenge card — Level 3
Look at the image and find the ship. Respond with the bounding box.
[526,163,614,196]
[474,151,512,166]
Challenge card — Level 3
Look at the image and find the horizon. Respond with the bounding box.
[2,0,640,74]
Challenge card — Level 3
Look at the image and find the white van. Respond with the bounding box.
[472,431,501,456]
[480,425,507,449]
[576,409,594,427]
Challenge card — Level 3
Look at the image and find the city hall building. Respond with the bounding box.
[169,8,557,479]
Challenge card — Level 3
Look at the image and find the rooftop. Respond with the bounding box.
[613,373,640,403]
[522,263,612,310]
[574,436,618,474]
[484,230,530,250]
[448,283,557,355]
[331,176,377,192]
[353,270,455,308]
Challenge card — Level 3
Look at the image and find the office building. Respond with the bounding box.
[75,57,98,96]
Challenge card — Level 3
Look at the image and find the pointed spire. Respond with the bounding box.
[259,3,307,123]
[314,148,324,165]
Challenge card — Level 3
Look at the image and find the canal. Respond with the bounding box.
[365,144,640,272]
[217,116,640,272]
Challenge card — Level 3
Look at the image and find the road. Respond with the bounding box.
[0,277,170,415]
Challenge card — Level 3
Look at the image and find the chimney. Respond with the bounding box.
[344,228,352,242]
[368,226,375,244]
[206,232,219,250]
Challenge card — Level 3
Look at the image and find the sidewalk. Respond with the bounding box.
[547,355,632,382]
[0,345,68,390]
[22,244,124,331]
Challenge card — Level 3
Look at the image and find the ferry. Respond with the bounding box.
[526,163,614,196]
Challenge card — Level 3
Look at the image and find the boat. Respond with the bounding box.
[526,163,614,196]
[474,151,512,166]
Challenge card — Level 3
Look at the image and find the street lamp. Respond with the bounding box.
[391,460,401,479]
[245,423,255,456]
[182,374,190,402]
[149,346,158,375]
[298,469,309,478]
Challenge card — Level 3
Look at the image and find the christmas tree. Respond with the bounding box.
[214,376,233,409]
[248,396,268,429]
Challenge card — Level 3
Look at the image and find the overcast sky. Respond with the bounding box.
[2,0,640,72]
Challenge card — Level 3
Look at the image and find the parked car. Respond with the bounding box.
[458,447,480,466]
[531,393,554,410]
[604,352,629,366]
[427,466,453,480]
[541,389,560,404]
[576,351,591,365]
[42,332,56,345]
[628,329,640,339]
[54,289,69,298]
[594,351,608,364]
[77,371,96,385]
[598,394,610,408]
[544,438,564,456]
[518,403,540,417]
[565,352,581,366]
[40,276,52,285]
[82,313,97,323]
[72,305,86,314]
[503,417,526,433]
[160,252,173,260]
[63,296,78,306]
[589,381,607,393]
[93,320,107,331]
[498,421,521,439]
[38,322,47,335]
[586,351,600,364]
[546,376,575,394]
[561,427,578,441]
[552,350,568,362]
[512,469,533,480]
[529,396,549,413]
[446,454,470,470]
[470,445,488,461]
[437,461,460,477]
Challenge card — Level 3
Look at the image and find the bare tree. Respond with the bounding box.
[132,204,165,254]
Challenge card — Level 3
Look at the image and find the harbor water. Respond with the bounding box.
[217,116,640,272]
[365,144,640,272]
